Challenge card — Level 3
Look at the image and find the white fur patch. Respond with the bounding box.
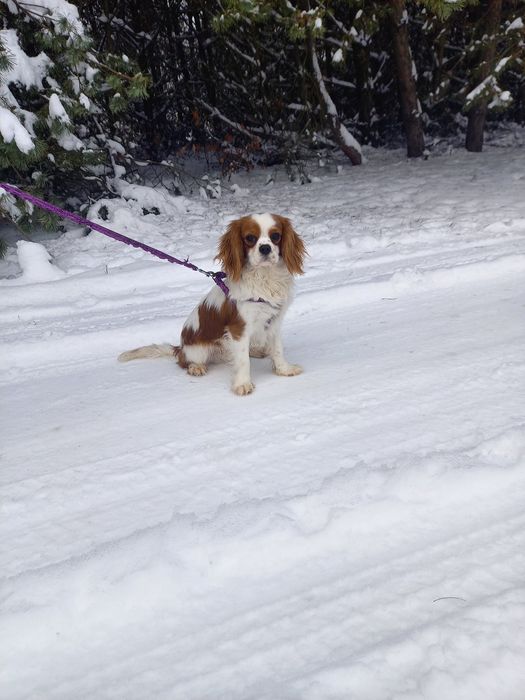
[184,304,200,332]
[229,264,293,305]
[246,213,280,268]
[204,285,225,310]
[183,344,212,365]
[251,213,276,236]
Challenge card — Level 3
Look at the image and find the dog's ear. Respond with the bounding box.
[216,218,244,281]
[274,215,307,275]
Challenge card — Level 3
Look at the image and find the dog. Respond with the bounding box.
[118,213,306,395]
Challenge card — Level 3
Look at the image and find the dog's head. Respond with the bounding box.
[216,213,306,281]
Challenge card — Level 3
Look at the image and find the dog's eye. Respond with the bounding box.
[245,234,257,246]
[270,232,281,243]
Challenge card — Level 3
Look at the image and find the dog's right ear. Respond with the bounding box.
[216,218,244,281]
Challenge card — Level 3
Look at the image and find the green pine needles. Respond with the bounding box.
[0,0,149,238]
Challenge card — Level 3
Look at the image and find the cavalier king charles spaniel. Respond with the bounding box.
[119,213,307,395]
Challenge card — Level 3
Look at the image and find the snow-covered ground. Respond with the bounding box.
[1,143,525,699]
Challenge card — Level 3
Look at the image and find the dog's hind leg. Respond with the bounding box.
[177,343,212,376]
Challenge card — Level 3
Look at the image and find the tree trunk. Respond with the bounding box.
[465,0,502,152]
[388,0,425,158]
[353,43,373,142]
[309,36,362,165]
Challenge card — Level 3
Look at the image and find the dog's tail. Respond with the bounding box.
[118,344,179,363]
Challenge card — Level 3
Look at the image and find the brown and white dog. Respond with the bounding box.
[118,214,307,395]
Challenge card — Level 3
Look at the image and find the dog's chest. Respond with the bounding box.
[239,299,282,333]
[230,265,293,334]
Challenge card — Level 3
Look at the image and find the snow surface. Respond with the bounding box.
[1,144,525,699]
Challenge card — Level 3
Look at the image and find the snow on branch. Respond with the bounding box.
[0,105,34,152]
[0,28,51,91]
[310,41,361,165]
[4,0,84,35]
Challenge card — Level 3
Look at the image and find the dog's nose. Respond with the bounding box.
[259,244,272,256]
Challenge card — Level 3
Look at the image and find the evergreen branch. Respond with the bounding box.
[88,59,140,83]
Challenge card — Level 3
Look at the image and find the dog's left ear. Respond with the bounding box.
[273,215,307,275]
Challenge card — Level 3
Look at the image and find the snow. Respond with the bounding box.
[78,93,90,110]
[496,56,512,73]
[0,106,34,152]
[489,90,512,110]
[507,17,524,32]
[0,28,51,92]
[56,131,84,151]
[48,94,71,124]
[14,241,66,283]
[47,93,81,148]
[310,46,362,154]
[1,143,525,699]
[465,77,490,103]
[0,28,50,152]
[12,0,84,35]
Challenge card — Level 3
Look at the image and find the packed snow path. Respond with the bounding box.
[1,146,525,699]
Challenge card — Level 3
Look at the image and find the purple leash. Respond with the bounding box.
[0,182,230,296]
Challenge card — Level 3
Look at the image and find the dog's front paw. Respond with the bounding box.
[232,381,255,396]
[188,363,208,376]
[274,363,303,377]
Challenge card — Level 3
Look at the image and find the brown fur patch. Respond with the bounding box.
[176,348,189,369]
[180,298,245,348]
[216,219,246,282]
[272,214,307,275]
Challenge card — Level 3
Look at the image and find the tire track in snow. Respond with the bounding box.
[2,333,523,578]
[4,496,524,699]
[2,287,524,582]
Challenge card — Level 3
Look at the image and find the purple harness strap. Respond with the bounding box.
[0,182,230,296]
